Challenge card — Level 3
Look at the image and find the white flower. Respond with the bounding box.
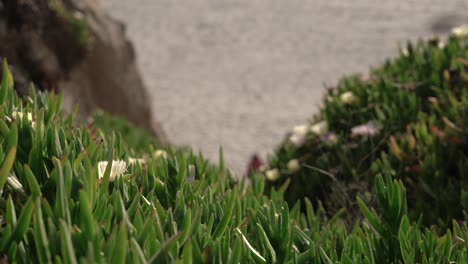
[351,121,380,137]
[265,169,280,182]
[7,175,23,190]
[340,91,356,105]
[289,124,309,147]
[451,24,468,38]
[287,159,300,173]
[438,41,445,49]
[12,111,35,127]
[154,150,168,159]
[401,48,409,56]
[12,111,33,121]
[310,121,328,136]
[98,160,127,182]
[289,134,305,147]
[128,157,147,165]
[293,125,308,136]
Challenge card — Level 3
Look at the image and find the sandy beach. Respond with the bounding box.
[100,0,467,175]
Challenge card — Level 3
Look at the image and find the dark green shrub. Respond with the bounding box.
[265,33,468,228]
[90,110,160,153]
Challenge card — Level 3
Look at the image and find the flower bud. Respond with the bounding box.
[310,121,328,136]
[340,91,356,105]
[265,169,280,182]
[287,159,300,173]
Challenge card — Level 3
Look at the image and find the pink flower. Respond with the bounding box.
[320,132,338,144]
[351,121,380,137]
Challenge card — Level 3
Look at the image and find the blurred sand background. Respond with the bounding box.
[100,0,467,175]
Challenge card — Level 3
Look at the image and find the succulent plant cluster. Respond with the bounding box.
[0,26,467,263]
[265,27,468,228]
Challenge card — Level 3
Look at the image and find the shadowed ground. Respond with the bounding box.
[100,0,467,175]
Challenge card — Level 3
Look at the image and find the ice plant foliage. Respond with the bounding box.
[1,31,468,263]
[266,29,468,229]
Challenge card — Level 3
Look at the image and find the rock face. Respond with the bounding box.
[0,0,167,144]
